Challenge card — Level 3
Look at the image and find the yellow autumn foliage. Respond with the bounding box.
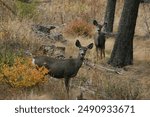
[0,57,48,88]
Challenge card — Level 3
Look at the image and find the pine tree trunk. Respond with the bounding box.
[108,0,141,67]
[104,0,116,32]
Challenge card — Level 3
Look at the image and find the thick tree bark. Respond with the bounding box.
[104,0,116,32]
[108,0,141,67]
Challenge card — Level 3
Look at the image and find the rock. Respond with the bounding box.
[39,44,65,59]
[32,24,67,43]
[32,24,56,34]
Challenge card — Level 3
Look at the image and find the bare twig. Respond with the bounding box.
[84,60,123,74]
[0,0,17,16]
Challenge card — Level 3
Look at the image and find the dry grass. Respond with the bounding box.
[64,18,94,37]
[134,39,150,62]
[0,0,149,100]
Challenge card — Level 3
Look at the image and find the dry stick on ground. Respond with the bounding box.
[84,60,123,74]
[0,0,17,16]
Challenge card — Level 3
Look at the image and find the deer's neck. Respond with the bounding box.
[78,54,85,61]
[75,55,84,68]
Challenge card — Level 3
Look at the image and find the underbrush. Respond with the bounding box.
[15,0,37,19]
[0,57,48,99]
[75,69,142,100]
[0,57,48,88]
[97,77,141,100]
[0,18,49,99]
[64,18,94,37]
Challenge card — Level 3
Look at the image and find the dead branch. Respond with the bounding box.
[0,0,16,16]
[84,60,123,74]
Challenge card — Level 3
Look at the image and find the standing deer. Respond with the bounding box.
[93,20,107,59]
[32,40,93,98]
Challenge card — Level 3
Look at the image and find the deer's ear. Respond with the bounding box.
[75,40,81,48]
[93,20,98,26]
[87,43,93,49]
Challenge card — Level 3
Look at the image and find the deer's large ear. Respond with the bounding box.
[87,43,93,49]
[93,20,98,26]
[75,40,81,48]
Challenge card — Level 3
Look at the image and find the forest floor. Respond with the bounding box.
[0,0,149,100]
[1,35,149,100]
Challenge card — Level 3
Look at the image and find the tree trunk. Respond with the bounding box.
[108,0,141,67]
[104,0,116,32]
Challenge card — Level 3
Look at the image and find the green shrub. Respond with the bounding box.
[16,0,37,18]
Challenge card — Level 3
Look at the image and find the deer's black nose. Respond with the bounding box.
[81,53,85,55]
[80,53,85,57]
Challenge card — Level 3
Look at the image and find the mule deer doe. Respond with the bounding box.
[93,20,107,59]
[32,40,93,98]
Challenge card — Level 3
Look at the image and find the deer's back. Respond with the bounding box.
[33,56,56,67]
[33,56,82,78]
